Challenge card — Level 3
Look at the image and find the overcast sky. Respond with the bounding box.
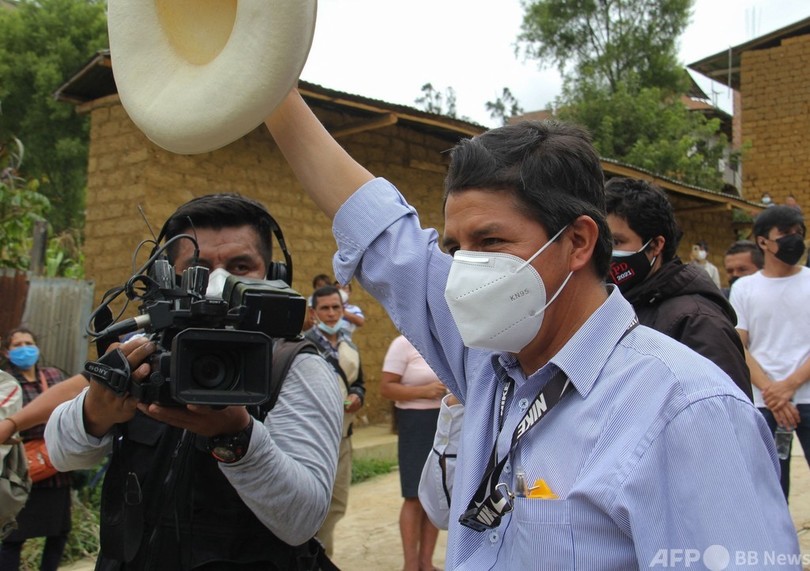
[300,0,810,127]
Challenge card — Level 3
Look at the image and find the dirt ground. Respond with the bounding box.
[330,469,447,571]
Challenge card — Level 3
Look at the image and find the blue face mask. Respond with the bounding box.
[317,321,343,336]
[8,345,39,369]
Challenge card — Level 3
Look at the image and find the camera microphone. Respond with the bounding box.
[98,314,153,341]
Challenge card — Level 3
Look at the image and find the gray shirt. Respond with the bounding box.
[45,352,343,546]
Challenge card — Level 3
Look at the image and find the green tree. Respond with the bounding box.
[0,0,108,233]
[0,136,84,277]
[558,79,727,189]
[486,87,524,126]
[516,0,731,189]
[415,82,458,118]
[517,0,691,94]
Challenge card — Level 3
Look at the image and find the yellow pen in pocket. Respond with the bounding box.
[526,479,559,500]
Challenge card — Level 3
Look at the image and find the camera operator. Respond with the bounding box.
[44,194,343,571]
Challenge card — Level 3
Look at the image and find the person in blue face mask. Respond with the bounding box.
[0,327,71,571]
[605,178,752,402]
[303,285,365,557]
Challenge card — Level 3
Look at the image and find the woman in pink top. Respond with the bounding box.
[381,335,447,571]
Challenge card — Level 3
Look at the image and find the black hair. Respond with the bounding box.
[605,178,682,262]
[160,193,274,270]
[694,240,709,252]
[310,285,341,308]
[725,240,764,269]
[444,120,611,278]
[752,205,806,248]
[312,274,332,289]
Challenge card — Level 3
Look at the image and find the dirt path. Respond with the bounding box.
[332,469,446,571]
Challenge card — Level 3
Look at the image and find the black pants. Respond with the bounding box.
[759,405,810,502]
[0,535,68,571]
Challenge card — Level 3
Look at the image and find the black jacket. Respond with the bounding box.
[623,258,753,401]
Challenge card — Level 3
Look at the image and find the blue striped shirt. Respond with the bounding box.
[333,178,799,570]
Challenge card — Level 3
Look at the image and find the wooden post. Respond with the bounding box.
[30,220,48,276]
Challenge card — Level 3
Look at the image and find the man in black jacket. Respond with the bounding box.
[605,178,753,400]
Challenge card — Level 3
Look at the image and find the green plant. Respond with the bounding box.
[45,229,85,278]
[0,135,84,277]
[732,207,754,223]
[351,457,397,485]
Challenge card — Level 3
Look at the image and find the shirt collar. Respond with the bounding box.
[496,285,638,398]
[311,327,348,351]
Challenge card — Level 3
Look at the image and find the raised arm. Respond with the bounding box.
[0,374,89,443]
[264,88,374,219]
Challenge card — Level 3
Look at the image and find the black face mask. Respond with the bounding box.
[609,241,655,293]
[774,234,806,266]
[728,276,739,288]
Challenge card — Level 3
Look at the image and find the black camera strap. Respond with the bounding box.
[85,348,132,396]
[458,367,571,531]
[459,316,639,532]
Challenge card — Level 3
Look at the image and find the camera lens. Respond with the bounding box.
[173,329,270,405]
[191,352,237,390]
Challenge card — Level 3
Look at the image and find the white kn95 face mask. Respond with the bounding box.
[205,268,232,300]
[443,225,572,353]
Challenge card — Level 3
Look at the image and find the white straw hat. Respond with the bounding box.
[108,0,317,155]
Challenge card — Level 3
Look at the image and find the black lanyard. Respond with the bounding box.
[459,316,639,532]
[459,367,570,531]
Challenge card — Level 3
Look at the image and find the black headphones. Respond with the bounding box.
[263,212,294,285]
[151,195,294,286]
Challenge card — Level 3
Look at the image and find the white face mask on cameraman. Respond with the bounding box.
[205,268,231,299]
[443,225,572,353]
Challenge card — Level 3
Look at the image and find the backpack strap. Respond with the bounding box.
[302,330,349,389]
[258,338,341,570]
[256,338,320,419]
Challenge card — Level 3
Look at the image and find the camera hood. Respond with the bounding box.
[223,276,306,338]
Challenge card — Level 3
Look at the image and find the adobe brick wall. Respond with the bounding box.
[668,194,740,280]
[741,35,810,208]
[83,96,450,423]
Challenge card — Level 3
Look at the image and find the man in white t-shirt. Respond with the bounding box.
[730,205,810,500]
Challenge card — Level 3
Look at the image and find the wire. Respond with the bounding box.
[85,233,199,340]
[132,239,158,274]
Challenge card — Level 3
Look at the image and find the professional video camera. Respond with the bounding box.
[85,248,307,407]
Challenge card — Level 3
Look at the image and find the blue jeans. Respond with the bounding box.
[759,404,810,501]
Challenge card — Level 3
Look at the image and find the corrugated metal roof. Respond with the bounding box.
[688,15,810,90]
[54,50,487,140]
[54,50,759,212]
[600,157,762,212]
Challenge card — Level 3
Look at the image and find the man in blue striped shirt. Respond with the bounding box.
[266,90,799,570]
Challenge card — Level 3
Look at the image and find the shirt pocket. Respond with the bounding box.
[509,497,574,570]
